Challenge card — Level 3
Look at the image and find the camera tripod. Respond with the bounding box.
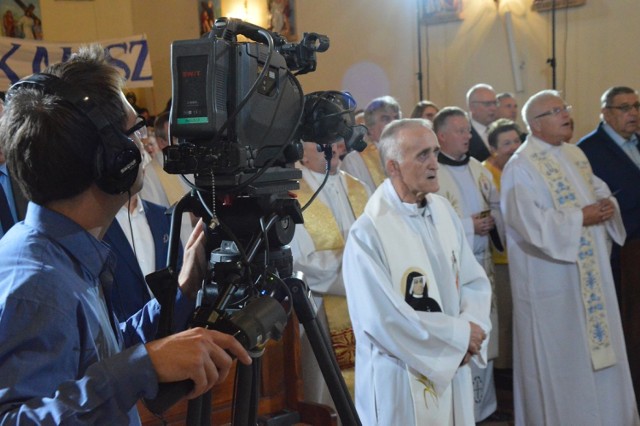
[144,188,361,426]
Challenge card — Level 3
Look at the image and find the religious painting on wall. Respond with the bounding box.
[267,0,295,41]
[199,0,222,35]
[421,0,463,25]
[532,0,586,12]
[0,0,43,39]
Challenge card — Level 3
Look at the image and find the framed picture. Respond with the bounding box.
[199,1,221,36]
[421,0,463,25]
[0,0,43,39]
[267,0,295,41]
[532,0,586,12]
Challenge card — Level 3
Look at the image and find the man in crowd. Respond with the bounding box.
[467,84,498,161]
[501,89,638,425]
[496,92,518,121]
[0,44,251,424]
[341,95,401,193]
[433,106,502,422]
[496,92,527,142]
[577,86,640,404]
[343,118,491,425]
[291,139,370,406]
[103,193,182,321]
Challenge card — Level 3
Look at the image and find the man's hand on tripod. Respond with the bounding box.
[178,219,207,300]
[146,327,252,400]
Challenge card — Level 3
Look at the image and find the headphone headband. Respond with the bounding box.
[7,73,141,194]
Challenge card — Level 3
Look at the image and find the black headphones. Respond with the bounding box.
[6,73,142,194]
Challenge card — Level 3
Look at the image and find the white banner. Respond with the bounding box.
[0,34,153,91]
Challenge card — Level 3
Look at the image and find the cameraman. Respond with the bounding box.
[0,44,251,424]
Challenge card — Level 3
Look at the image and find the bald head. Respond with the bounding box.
[467,84,498,125]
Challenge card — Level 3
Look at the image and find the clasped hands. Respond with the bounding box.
[582,198,615,227]
[461,322,487,366]
[472,212,495,236]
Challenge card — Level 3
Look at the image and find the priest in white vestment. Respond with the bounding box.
[341,96,401,193]
[433,106,502,422]
[343,119,492,425]
[290,140,370,409]
[501,90,640,426]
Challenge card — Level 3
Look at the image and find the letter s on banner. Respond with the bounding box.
[0,35,153,89]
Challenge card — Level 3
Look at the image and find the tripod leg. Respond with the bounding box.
[232,358,260,425]
[285,275,361,426]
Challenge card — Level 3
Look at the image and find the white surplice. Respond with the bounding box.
[290,166,369,411]
[437,157,501,421]
[343,180,492,426]
[290,166,369,296]
[501,136,639,426]
[340,148,378,194]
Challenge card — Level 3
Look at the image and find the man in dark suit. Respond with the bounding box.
[466,84,498,161]
[103,195,184,321]
[577,85,640,405]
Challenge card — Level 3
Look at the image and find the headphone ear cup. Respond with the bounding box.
[7,73,143,195]
[94,129,142,194]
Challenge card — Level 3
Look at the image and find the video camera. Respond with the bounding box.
[165,17,366,191]
[147,18,364,424]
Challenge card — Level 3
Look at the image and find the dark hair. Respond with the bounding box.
[410,100,439,119]
[487,118,521,149]
[601,86,637,108]
[432,106,468,134]
[0,44,126,204]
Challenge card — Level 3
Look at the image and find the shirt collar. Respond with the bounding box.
[383,179,431,218]
[0,162,8,176]
[529,134,564,154]
[602,121,638,148]
[471,119,488,137]
[24,202,114,282]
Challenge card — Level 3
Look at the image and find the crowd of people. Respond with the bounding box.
[293,83,640,426]
[0,43,639,426]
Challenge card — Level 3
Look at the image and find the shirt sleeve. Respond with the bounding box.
[501,157,584,262]
[290,223,345,296]
[0,296,158,425]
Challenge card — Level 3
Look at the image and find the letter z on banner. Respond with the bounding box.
[0,35,152,90]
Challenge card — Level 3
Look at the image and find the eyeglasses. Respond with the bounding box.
[533,105,572,119]
[605,103,640,113]
[124,115,148,140]
[471,100,499,107]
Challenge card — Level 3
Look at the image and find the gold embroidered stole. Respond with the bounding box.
[295,171,368,378]
[295,171,367,250]
[482,161,509,264]
[436,160,492,219]
[360,143,386,187]
[529,146,616,370]
[436,161,498,358]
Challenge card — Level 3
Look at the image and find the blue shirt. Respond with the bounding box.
[0,203,193,425]
[602,121,640,169]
